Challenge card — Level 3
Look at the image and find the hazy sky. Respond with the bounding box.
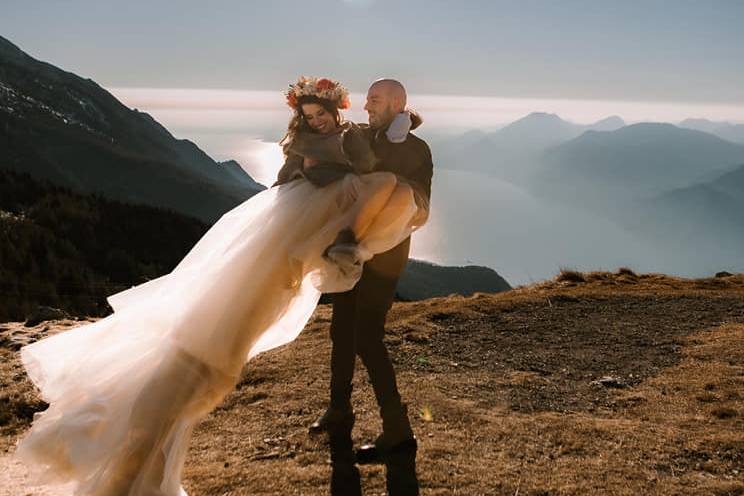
[3,0,744,104]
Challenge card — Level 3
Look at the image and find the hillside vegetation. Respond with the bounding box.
[2,270,743,495]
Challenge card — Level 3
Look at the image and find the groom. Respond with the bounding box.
[312,79,433,494]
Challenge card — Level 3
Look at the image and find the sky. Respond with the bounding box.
[3,0,744,104]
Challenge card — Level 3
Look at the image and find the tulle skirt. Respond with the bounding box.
[16,171,426,495]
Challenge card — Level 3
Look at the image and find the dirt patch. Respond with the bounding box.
[2,272,744,495]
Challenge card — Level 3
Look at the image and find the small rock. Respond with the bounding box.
[592,376,628,389]
[715,271,733,278]
[405,332,430,344]
[551,295,580,303]
[428,312,452,322]
[711,407,737,419]
[24,306,70,327]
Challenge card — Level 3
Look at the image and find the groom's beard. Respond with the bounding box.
[369,106,396,130]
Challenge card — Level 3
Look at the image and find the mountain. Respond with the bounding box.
[590,115,626,131]
[532,123,744,209]
[0,168,210,322]
[644,163,744,249]
[679,118,744,144]
[1,169,511,321]
[434,112,626,184]
[396,259,511,300]
[219,160,264,190]
[0,36,264,223]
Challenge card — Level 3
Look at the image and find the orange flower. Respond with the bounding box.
[286,92,298,107]
[316,78,335,90]
[339,97,351,110]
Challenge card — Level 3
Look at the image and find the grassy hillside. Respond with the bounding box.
[2,270,743,495]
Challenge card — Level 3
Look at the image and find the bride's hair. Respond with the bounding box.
[279,95,343,156]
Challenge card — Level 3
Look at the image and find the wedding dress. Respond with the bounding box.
[16,171,427,495]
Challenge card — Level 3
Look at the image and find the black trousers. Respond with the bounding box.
[328,237,410,412]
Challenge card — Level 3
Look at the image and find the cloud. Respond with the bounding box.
[108,87,744,133]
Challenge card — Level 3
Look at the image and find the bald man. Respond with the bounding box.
[313,79,433,495]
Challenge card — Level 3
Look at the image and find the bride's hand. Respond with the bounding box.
[303,156,319,168]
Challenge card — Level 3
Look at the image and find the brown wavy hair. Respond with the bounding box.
[279,95,343,156]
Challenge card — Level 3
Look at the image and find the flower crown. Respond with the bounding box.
[286,76,351,110]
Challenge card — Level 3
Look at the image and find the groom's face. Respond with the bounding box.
[364,85,397,130]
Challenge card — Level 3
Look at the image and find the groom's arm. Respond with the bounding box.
[405,138,433,212]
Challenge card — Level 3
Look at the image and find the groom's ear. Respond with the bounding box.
[392,97,406,114]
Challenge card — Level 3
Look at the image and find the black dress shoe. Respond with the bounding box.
[308,407,354,435]
[355,437,417,465]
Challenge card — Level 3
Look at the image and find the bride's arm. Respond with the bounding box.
[341,124,377,174]
[288,125,377,174]
[272,153,303,187]
[288,130,346,166]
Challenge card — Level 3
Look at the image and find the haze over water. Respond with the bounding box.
[110,87,744,285]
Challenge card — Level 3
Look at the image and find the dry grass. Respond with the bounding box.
[556,268,587,283]
[2,271,744,495]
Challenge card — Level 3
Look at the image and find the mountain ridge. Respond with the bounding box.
[679,117,744,144]
[0,35,264,223]
[535,122,744,199]
[434,111,627,184]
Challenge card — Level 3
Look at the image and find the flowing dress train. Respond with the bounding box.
[16,171,427,495]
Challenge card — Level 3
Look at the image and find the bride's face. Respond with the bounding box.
[302,103,337,134]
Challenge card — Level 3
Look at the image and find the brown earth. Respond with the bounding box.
[2,269,744,495]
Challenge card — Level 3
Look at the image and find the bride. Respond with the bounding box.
[15,76,428,495]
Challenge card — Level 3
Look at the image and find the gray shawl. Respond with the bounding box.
[273,122,376,187]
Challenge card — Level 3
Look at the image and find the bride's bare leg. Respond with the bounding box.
[349,174,397,240]
[354,183,413,241]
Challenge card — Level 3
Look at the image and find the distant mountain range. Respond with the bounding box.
[434,112,626,184]
[429,110,744,276]
[679,118,744,145]
[524,122,744,251]
[433,113,744,193]
[645,162,744,248]
[0,35,264,223]
[533,122,744,204]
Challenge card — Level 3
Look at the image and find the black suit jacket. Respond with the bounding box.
[362,125,434,280]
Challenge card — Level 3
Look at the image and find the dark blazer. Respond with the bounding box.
[362,118,434,279]
[363,122,433,210]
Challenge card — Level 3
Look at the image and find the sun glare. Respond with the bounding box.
[251,141,285,186]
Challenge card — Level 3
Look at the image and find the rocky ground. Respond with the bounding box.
[2,269,744,495]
